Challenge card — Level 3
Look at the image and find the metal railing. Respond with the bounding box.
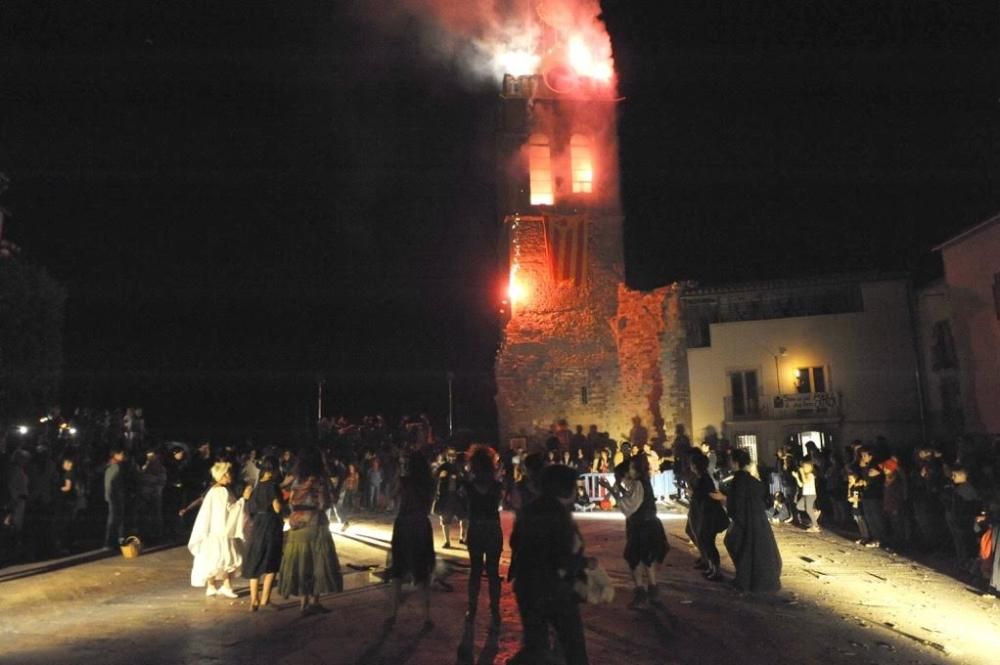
[579,471,677,505]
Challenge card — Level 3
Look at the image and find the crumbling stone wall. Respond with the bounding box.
[495,215,690,446]
[610,284,691,444]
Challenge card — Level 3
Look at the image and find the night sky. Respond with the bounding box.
[1,1,997,441]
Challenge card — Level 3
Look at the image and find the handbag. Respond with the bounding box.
[574,564,616,605]
[981,526,995,561]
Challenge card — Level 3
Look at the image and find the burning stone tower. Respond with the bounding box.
[494,18,690,444]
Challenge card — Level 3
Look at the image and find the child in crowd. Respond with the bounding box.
[767,492,791,525]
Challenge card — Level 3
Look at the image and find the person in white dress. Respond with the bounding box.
[188,461,246,598]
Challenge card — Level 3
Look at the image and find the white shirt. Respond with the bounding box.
[615,480,645,518]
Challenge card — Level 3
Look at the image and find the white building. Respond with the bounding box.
[933,213,1000,437]
[684,274,924,465]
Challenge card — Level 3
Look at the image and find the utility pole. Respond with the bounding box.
[317,375,325,422]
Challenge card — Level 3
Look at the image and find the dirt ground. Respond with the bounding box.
[1,508,998,665]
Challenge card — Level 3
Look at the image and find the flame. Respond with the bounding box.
[508,264,528,304]
[497,49,541,77]
[567,35,611,82]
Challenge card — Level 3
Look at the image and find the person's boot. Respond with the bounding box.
[488,576,502,628]
[466,578,480,622]
[647,584,664,607]
[628,586,648,609]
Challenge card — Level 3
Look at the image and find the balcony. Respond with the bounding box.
[724,392,840,421]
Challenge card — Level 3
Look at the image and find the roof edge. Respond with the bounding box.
[933,212,1000,252]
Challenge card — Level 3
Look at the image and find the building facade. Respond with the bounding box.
[685,274,924,464]
[933,213,1000,437]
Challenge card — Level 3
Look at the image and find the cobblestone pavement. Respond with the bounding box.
[1,509,998,665]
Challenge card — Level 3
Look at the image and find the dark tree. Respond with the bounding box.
[0,255,66,419]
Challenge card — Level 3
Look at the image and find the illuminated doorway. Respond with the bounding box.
[794,430,827,456]
[735,434,759,465]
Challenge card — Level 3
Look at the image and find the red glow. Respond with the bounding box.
[508,265,527,305]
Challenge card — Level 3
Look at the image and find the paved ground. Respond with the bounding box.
[2,508,999,665]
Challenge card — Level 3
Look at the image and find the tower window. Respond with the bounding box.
[528,134,553,205]
[570,134,593,194]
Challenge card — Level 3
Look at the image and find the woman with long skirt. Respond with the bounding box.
[188,462,245,598]
[278,446,343,615]
[463,445,504,628]
[600,455,669,608]
[724,448,782,592]
[242,456,284,611]
[386,449,436,630]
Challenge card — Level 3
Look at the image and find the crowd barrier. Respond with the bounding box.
[579,470,676,506]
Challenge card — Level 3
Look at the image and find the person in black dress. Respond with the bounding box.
[689,451,728,581]
[387,449,436,630]
[242,456,284,611]
[463,445,503,628]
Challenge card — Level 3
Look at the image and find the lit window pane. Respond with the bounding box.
[570,134,593,194]
[528,134,553,205]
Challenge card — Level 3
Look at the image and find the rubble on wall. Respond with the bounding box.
[495,270,691,445]
[611,283,691,443]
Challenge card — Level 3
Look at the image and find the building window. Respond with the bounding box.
[580,386,588,405]
[735,434,759,465]
[930,320,958,370]
[794,367,827,393]
[729,370,759,417]
[528,134,553,205]
[570,134,593,194]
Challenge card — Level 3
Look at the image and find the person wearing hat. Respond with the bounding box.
[188,461,246,599]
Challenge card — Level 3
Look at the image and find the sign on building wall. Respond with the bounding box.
[772,392,838,416]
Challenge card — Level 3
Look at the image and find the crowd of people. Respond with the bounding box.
[4,403,1000,664]
[764,435,1000,593]
[0,406,150,565]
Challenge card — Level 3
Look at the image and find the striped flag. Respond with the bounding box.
[545,215,588,286]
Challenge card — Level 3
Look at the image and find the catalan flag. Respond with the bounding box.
[544,214,588,286]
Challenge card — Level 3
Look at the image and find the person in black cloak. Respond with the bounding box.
[723,448,782,592]
[507,464,590,665]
